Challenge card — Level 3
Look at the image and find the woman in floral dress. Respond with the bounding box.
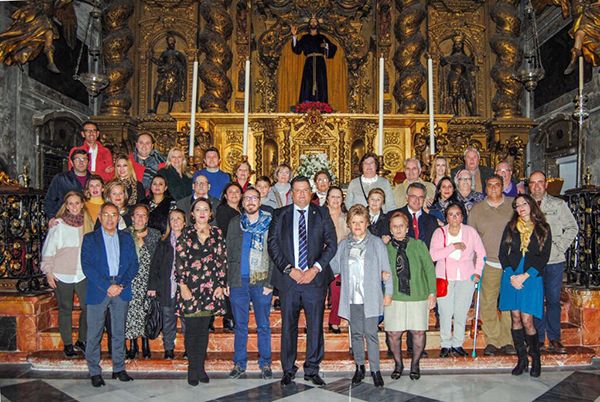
[176,197,227,386]
[124,204,161,359]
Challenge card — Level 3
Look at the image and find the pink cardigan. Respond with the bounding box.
[430,224,486,280]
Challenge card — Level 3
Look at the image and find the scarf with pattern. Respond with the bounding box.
[516,218,534,255]
[240,210,272,283]
[390,237,411,295]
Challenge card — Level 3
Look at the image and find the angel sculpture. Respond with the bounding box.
[533,0,600,74]
[0,0,77,73]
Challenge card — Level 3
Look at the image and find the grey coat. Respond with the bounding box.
[226,214,275,289]
[330,232,393,319]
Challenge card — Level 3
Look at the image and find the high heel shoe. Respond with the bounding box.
[328,324,341,334]
[391,363,403,380]
[351,364,365,384]
[409,369,421,380]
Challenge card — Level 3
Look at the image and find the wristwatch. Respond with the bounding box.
[283,265,293,275]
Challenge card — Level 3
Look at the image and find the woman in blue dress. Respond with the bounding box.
[498,194,551,378]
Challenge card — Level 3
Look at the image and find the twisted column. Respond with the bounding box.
[490,0,522,118]
[393,0,426,113]
[199,0,233,112]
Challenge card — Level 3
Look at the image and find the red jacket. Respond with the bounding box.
[69,142,114,183]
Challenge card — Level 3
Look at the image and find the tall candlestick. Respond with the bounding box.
[242,58,251,156]
[578,56,584,97]
[378,56,384,156]
[189,58,199,157]
[427,57,435,155]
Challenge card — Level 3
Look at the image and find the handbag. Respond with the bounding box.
[436,228,449,298]
[144,296,163,340]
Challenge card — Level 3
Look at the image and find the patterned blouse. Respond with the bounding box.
[175,225,227,317]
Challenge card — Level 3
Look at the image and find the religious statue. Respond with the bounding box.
[147,34,187,114]
[563,0,600,74]
[0,0,77,73]
[439,33,477,116]
[290,17,337,104]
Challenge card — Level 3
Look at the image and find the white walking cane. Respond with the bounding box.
[471,260,485,358]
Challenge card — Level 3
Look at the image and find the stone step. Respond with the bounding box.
[37,322,582,354]
[26,347,596,373]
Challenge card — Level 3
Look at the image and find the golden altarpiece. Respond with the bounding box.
[93,0,532,182]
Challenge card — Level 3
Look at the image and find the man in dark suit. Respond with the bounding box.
[268,176,338,386]
[450,146,494,194]
[392,182,439,248]
[82,202,139,387]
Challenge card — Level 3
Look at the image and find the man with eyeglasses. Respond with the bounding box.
[177,173,219,223]
[392,182,438,248]
[226,187,275,380]
[81,202,139,387]
[44,149,91,218]
[495,161,518,197]
[469,175,516,356]
[68,121,114,183]
[529,171,577,355]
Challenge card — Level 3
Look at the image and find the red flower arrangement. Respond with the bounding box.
[291,101,334,114]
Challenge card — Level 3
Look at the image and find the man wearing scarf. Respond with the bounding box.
[129,132,166,191]
[226,187,275,380]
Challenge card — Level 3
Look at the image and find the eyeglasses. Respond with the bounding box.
[316,178,329,183]
[243,195,259,201]
[407,194,425,201]
[101,212,118,218]
[496,169,512,174]
[74,157,88,163]
[194,182,209,187]
[457,177,472,181]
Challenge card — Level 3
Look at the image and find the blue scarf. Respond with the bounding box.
[240,210,272,283]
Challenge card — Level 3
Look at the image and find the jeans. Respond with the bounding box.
[230,278,272,369]
[535,262,564,342]
[86,295,128,377]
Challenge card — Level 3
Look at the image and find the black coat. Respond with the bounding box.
[267,204,338,291]
[44,170,90,218]
[148,238,176,307]
[499,225,552,275]
[368,212,389,238]
[216,203,240,238]
[145,197,174,234]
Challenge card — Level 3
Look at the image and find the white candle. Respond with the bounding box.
[242,58,251,155]
[378,56,384,156]
[578,56,584,97]
[189,59,199,157]
[427,57,435,155]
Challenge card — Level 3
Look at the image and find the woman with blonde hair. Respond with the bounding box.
[41,191,94,358]
[430,156,451,187]
[265,163,293,208]
[158,146,192,201]
[233,160,253,192]
[103,180,132,229]
[114,154,146,206]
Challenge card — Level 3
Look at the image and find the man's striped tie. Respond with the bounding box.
[298,209,308,270]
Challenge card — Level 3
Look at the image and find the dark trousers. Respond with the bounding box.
[535,262,564,342]
[280,284,326,376]
[55,278,87,346]
[162,297,185,351]
[184,316,211,378]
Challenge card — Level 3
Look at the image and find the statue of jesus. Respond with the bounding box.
[291,17,337,104]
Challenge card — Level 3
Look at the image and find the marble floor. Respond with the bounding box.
[1,364,599,402]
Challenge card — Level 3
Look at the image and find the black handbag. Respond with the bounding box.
[145,296,163,340]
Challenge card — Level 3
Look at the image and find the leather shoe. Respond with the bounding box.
[63,344,77,358]
[452,347,469,357]
[483,344,498,356]
[112,370,134,382]
[548,340,567,354]
[223,318,235,332]
[440,348,451,358]
[501,344,517,355]
[329,324,341,334]
[91,375,105,387]
[352,364,365,384]
[164,349,174,359]
[280,372,294,386]
[538,342,546,352]
[371,371,384,387]
[304,374,326,386]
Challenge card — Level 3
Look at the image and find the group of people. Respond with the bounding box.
[40,121,578,388]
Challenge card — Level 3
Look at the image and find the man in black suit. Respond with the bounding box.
[393,182,439,247]
[268,176,338,386]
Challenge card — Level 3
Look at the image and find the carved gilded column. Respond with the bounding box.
[490,0,522,118]
[199,0,233,112]
[101,0,134,116]
[393,0,426,113]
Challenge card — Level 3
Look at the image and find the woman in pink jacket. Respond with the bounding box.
[430,203,486,358]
